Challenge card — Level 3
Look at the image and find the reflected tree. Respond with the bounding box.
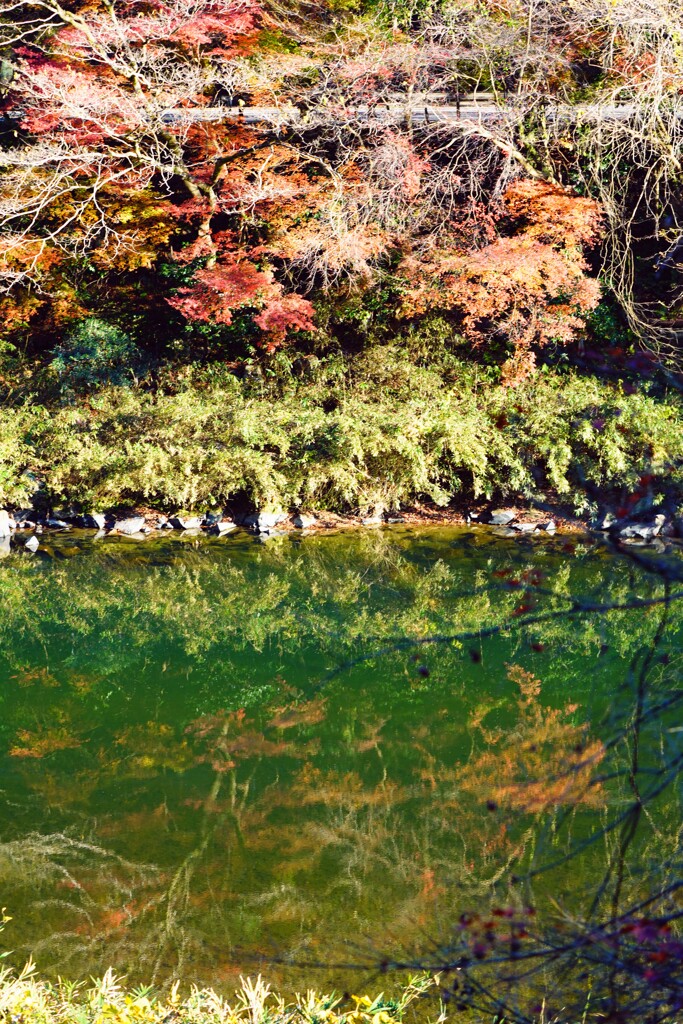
[332,542,683,1024]
[0,529,682,1018]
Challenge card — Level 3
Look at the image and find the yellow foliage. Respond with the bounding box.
[0,965,440,1024]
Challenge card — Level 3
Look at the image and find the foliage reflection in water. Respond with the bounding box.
[0,526,680,1016]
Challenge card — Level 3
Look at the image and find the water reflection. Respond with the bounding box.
[0,527,680,1008]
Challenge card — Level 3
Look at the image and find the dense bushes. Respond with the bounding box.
[1,347,681,513]
[50,320,140,396]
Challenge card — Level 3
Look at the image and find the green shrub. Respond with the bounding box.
[586,299,632,348]
[1,349,681,512]
[50,319,139,395]
[0,406,45,507]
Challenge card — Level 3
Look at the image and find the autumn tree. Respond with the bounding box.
[0,0,615,371]
[0,0,319,347]
[398,178,603,380]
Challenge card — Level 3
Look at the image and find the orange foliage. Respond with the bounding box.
[0,293,43,336]
[458,664,606,814]
[10,667,61,687]
[9,726,81,758]
[503,179,603,247]
[186,707,320,772]
[268,696,327,729]
[398,179,603,381]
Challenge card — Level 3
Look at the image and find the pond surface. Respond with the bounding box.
[0,526,680,1000]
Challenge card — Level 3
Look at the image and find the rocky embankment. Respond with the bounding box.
[0,502,681,555]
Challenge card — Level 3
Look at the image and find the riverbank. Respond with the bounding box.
[2,350,683,533]
[1,495,680,552]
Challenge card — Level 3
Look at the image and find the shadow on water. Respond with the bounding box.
[0,526,681,1018]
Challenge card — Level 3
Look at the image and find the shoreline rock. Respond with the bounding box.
[113,517,147,535]
[170,515,203,530]
[488,509,517,526]
[1,501,682,550]
[0,510,12,537]
[241,511,287,533]
[292,513,316,529]
[210,521,237,535]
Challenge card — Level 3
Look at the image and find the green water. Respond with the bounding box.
[0,526,680,1001]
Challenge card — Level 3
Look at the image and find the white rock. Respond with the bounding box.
[245,511,287,532]
[114,517,146,535]
[170,515,203,530]
[619,514,667,541]
[595,512,616,531]
[292,513,316,529]
[489,510,516,526]
[211,521,237,535]
[201,513,222,527]
[83,513,106,529]
[0,509,12,537]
